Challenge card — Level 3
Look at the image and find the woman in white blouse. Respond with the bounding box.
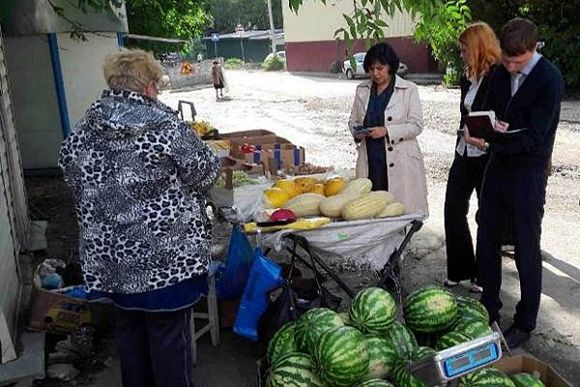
[444,22,501,292]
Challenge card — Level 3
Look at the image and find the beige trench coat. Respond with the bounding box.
[348,76,429,217]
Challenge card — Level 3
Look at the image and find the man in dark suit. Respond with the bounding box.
[469,18,564,348]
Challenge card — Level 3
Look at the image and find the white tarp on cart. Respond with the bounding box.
[259,215,425,271]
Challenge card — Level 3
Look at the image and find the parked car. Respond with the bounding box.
[343,52,409,79]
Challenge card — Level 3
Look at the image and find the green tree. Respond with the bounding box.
[125,0,211,53]
[209,0,283,32]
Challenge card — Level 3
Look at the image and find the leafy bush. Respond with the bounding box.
[262,55,285,71]
[224,58,244,69]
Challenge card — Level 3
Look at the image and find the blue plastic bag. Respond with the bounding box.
[233,248,283,341]
[216,225,255,300]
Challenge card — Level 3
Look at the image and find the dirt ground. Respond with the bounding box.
[25,69,580,386]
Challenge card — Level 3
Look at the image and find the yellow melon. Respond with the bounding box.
[324,177,347,196]
[263,187,290,208]
[273,179,300,198]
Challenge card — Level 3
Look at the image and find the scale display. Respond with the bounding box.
[443,343,499,378]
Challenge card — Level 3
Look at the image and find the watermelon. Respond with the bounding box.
[313,326,370,387]
[365,335,398,379]
[338,312,352,326]
[458,368,516,387]
[511,372,546,387]
[413,330,439,348]
[392,347,437,387]
[383,321,418,362]
[267,321,300,365]
[349,287,397,334]
[455,295,489,323]
[435,331,473,350]
[295,308,343,354]
[404,286,458,333]
[453,317,493,339]
[354,379,394,387]
[265,352,324,387]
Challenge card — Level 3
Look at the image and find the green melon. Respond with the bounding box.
[265,352,324,387]
[455,296,489,323]
[383,321,418,362]
[267,321,300,365]
[295,308,343,354]
[404,286,458,333]
[365,335,398,379]
[313,326,370,387]
[392,347,437,387]
[349,287,397,334]
[354,378,394,387]
[435,331,473,350]
[458,368,516,387]
[511,372,546,387]
[453,317,493,339]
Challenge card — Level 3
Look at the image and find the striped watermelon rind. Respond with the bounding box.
[435,331,473,351]
[354,378,394,387]
[453,317,493,339]
[365,335,398,379]
[392,346,436,387]
[511,372,545,387]
[267,321,300,365]
[458,367,516,387]
[349,287,397,334]
[404,286,458,333]
[383,321,418,363]
[295,308,343,354]
[313,326,370,387]
[455,295,489,323]
[265,352,324,387]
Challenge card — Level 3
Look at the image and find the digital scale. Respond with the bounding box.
[408,332,503,386]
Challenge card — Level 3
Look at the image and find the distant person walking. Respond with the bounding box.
[211,61,225,100]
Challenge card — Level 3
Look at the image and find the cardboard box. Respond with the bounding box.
[236,145,305,169]
[493,355,571,387]
[28,286,91,334]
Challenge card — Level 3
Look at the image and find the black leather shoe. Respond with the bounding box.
[503,325,531,349]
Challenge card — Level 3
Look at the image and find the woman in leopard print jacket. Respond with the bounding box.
[59,49,220,387]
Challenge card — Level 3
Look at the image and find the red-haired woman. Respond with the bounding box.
[444,22,501,292]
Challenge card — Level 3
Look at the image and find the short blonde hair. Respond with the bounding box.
[103,49,163,92]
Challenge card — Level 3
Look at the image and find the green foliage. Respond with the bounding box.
[262,55,285,71]
[469,0,580,92]
[414,0,472,85]
[125,0,211,54]
[224,57,245,69]
[210,0,283,32]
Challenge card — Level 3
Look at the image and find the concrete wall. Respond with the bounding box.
[4,35,63,169]
[58,32,119,129]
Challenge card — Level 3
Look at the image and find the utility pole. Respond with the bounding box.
[267,0,276,55]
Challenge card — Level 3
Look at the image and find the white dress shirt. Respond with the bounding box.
[456,76,486,157]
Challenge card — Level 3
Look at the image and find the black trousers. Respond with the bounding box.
[477,157,548,332]
[444,152,489,282]
[115,307,194,387]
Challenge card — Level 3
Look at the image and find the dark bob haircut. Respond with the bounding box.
[363,42,400,74]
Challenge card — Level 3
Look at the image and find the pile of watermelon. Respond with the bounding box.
[264,285,543,387]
